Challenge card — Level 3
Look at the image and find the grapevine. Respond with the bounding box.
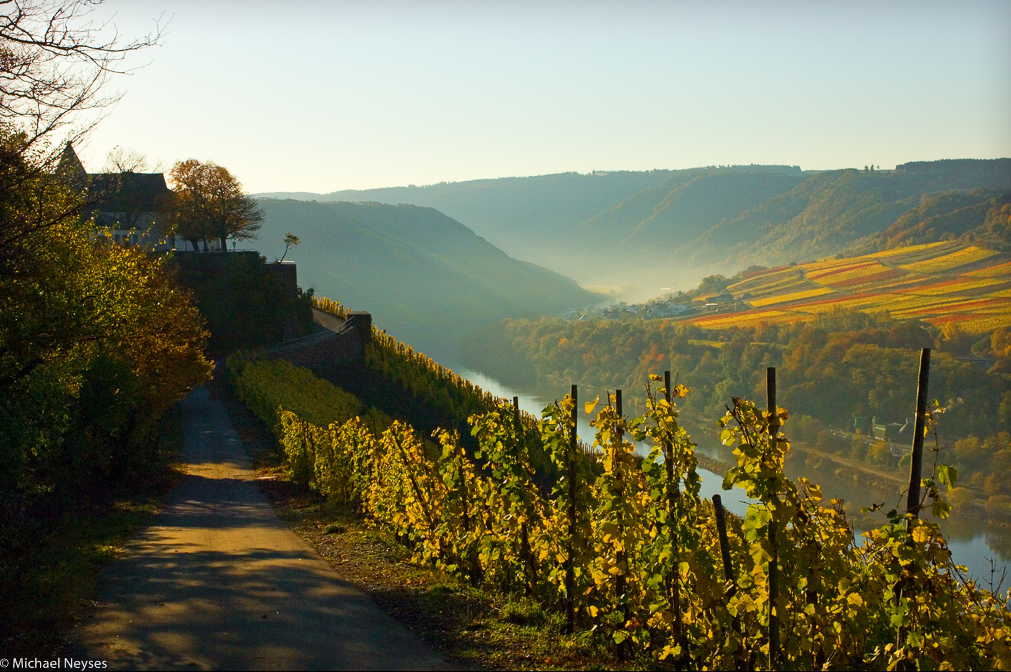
[234,303,1011,668]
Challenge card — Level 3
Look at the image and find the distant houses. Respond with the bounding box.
[564,297,693,321]
[852,415,915,456]
[704,292,734,309]
[647,302,690,318]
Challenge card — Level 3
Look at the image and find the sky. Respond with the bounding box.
[74,0,1011,193]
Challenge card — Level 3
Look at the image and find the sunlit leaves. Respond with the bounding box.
[259,354,1011,669]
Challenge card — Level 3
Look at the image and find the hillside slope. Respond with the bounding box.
[686,160,1011,269]
[686,241,1011,334]
[580,169,808,257]
[258,160,1011,299]
[847,189,1011,253]
[257,167,809,293]
[259,170,680,283]
[250,199,600,364]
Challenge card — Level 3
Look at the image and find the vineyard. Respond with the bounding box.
[313,295,541,431]
[690,242,1011,333]
[240,308,1011,668]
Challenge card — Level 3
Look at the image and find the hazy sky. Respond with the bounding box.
[76,0,1011,193]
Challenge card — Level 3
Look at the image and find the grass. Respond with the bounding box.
[806,260,881,281]
[687,339,726,348]
[967,261,1011,278]
[864,241,953,260]
[1,405,185,657]
[748,286,835,307]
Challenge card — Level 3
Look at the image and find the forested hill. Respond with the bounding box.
[258,160,1011,301]
[685,160,1011,270]
[846,188,1011,255]
[255,166,805,292]
[250,199,601,364]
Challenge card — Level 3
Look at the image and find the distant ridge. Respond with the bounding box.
[256,160,1011,301]
[255,165,804,202]
[896,158,1011,173]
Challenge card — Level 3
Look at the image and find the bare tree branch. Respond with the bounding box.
[0,0,166,156]
[103,145,147,172]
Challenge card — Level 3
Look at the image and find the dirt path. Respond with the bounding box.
[74,386,448,671]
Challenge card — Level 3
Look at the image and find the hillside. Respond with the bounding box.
[258,159,1011,301]
[684,160,1011,270]
[249,199,601,364]
[258,170,680,285]
[579,168,808,259]
[256,166,807,294]
[848,189,1011,253]
[686,240,1011,334]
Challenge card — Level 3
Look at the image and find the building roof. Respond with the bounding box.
[87,172,172,213]
[57,142,87,186]
[59,143,173,214]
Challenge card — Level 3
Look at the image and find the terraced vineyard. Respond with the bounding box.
[690,241,1011,333]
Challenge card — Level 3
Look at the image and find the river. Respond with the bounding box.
[457,366,1011,587]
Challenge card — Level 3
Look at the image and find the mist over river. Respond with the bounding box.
[457,366,1011,587]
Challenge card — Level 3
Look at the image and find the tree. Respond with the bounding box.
[0,0,164,153]
[0,122,210,533]
[103,146,160,173]
[168,159,263,252]
[279,232,300,261]
[0,130,100,388]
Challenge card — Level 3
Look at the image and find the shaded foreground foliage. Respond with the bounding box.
[0,129,212,652]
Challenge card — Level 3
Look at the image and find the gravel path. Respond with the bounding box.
[74,386,448,671]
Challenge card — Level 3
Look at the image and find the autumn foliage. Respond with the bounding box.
[0,128,212,600]
[239,350,1011,668]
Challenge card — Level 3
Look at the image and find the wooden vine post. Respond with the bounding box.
[664,371,686,664]
[300,417,311,489]
[455,439,479,586]
[565,384,577,634]
[713,495,735,588]
[897,348,932,672]
[615,389,629,662]
[514,395,535,595]
[714,494,745,671]
[767,367,781,670]
[906,348,931,520]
